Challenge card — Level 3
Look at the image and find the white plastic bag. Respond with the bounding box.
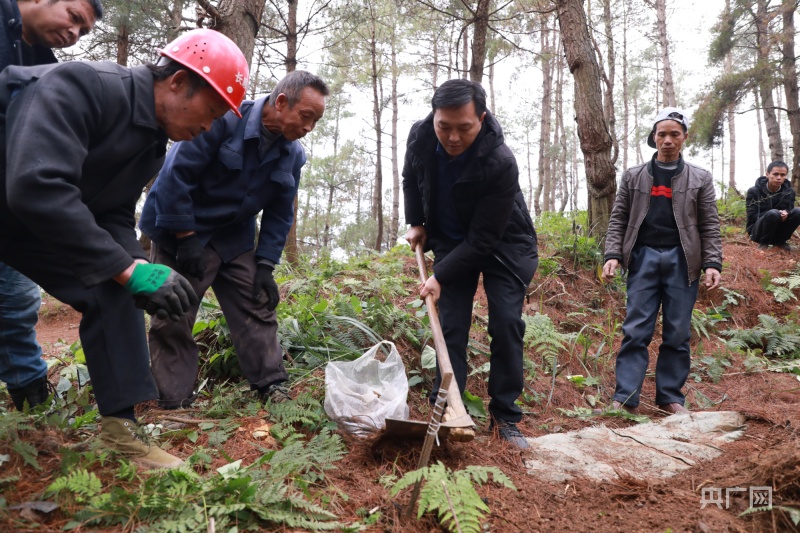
[324,340,409,437]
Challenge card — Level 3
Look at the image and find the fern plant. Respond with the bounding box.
[767,262,800,303]
[721,314,800,359]
[54,454,348,531]
[522,312,575,371]
[45,468,104,504]
[390,462,516,533]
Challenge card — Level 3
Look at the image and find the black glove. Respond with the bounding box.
[252,263,280,312]
[125,263,199,321]
[175,234,207,281]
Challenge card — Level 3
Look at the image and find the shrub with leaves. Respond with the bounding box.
[390,462,515,533]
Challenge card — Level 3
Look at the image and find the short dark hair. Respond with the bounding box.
[268,70,329,107]
[146,60,209,96]
[767,160,789,173]
[431,79,487,117]
[46,0,104,20]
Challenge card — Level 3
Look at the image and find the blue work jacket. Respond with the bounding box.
[139,95,306,264]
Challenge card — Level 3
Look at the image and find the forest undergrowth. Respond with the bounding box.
[1,201,799,532]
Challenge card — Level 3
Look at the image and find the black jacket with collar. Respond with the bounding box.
[402,111,538,286]
[0,61,168,287]
[745,176,797,234]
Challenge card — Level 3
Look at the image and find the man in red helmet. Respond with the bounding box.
[0,29,249,469]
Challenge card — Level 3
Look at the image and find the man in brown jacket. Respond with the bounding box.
[600,107,722,415]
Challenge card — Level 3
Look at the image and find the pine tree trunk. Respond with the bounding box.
[116,24,129,66]
[655,0,676,107]
[755,87,767,175]
[461,25,468,79]
[278,0,300,265]
[468,0,490,83]
[634,95,644,165]
[557,47,569,213]
[526,128,533,210]
[756,0,784,161]
[370,5,384,252]
[489,60,495,111]
[286,0,298,72]
[210,0,265,63]
[535,15,552,216]
[781,0,800,191]
[557,0,617,238]
[323,105,342,249]
[389,17,400,247]
[725,50,737,196]
[166,0,183,41]
[602,0,618,164]
[622,4,629,171]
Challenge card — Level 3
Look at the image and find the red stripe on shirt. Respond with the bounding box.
[651,185,672,198]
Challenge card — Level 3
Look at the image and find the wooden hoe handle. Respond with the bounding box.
[415,244,475,441]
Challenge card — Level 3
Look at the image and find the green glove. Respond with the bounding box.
[125,263,198,321]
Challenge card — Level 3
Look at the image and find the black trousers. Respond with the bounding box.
[148,244,286,408]
[750,208,800,245]
[0,235,157,415]
[428,243,535,423]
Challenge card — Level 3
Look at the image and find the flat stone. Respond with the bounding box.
[524,411,746,482]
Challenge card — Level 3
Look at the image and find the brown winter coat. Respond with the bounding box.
[604,155,723,284]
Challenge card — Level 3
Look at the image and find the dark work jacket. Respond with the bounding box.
[0,0,57,70]
[745,176,797,235]
[402,111,538,286]
[139,95,305,264]
[0,62,168,287]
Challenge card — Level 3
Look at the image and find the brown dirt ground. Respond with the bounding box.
[2,229,800,532]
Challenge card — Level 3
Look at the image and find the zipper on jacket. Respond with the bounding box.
[625,174,651,270]
[670,169,693,287]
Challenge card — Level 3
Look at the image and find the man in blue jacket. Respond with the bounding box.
[0,0,102,411]
[140,70,328,408]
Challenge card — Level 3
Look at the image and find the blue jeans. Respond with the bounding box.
[614,246,699,408]
[0,261,46,389]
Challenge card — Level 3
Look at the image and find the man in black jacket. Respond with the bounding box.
[746,160,800,250]
[403,79,538,449]
[0,0,102,412]
[0,29,249,468]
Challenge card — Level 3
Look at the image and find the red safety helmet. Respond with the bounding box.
[159,29,249,118]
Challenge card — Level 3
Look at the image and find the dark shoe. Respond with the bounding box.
[8,376,52,411]
[778,242,793,251]
[592,400,638,415]
[490,420,529,449]
[157,394,197,410]
[100,417,184,469]
[259,383,292,404]
[758,244,770,250]
[657,402,690,415]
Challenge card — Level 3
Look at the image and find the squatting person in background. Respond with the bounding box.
[745,160,800,251]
